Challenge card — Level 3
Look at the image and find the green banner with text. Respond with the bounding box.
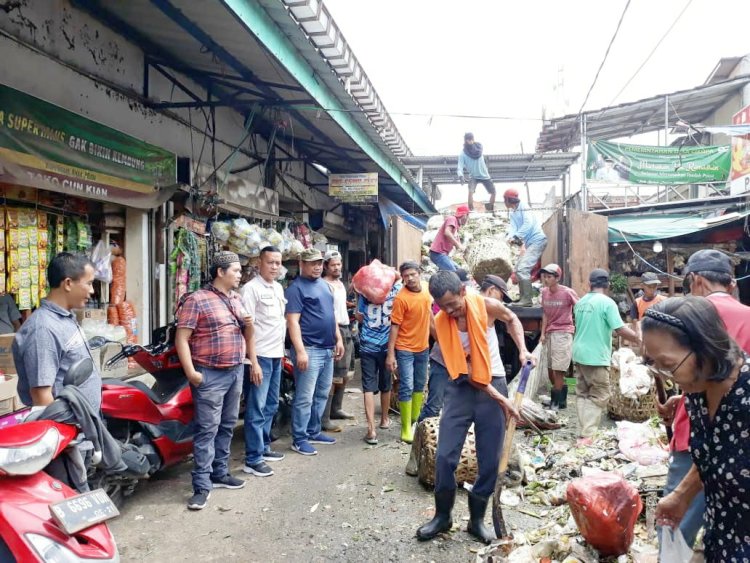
[0,83,176,201]
[586,140,730,184]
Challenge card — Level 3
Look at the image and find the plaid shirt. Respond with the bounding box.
[176,285,247,369]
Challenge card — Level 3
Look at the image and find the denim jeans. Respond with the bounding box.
[243,356,282,466]
[515,240,547,282]
[429,251,458,272]
[395,348,429,402]
[190,365,243,492]
[659,450,706,549]
[291,346,334,445]
[435,375,508,498]
[418,360,450,422]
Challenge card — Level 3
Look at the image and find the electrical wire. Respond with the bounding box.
[609,0,694,106]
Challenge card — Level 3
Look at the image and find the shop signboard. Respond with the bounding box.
[586,140,730,185]
[329,172,378,204]
[730,104,750,195]
[0,83,177,207]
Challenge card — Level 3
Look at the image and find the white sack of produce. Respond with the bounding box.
[422,230,438,246]
[464,236,515,281]
[426,214,445,230]
[612,348,652,399]
[616,420,669,466]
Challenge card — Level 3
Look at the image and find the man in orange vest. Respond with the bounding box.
[630,272,666,338]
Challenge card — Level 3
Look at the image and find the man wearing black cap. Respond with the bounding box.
[571,268,640,445]
[176,251,256,510]
[457,133,496,212]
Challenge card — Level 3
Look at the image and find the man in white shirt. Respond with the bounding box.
[241,246,287,477]
[322,251,355,432]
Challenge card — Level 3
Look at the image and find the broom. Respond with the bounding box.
[492,359,534,539]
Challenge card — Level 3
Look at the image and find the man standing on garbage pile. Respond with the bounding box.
[386,261,433,443]
[321,250,356,433]
[539,263,579,411]
[457,132,496,212]
[405,273,518,477]
[571,268,640,446]
[286,248,346,457]
[416,270,526,545]
[429,205,471,272]
[503,188,547,307]
[630,272,666,338]
[356,273,402,445]
[655,249,750,550]
[174,251,256,510]
[240,246,287,478]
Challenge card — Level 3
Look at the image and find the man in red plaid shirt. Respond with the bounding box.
[176,251,259,511]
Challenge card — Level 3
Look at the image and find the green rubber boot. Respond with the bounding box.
[411,392,425,422]
[399,400,413,443]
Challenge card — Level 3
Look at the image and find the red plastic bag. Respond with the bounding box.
[566,471,643,557]
[352,260,397,305]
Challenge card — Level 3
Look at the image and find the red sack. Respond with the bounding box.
[352,260,397,305]
[566,471,643,557]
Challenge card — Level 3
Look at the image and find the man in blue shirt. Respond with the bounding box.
[503,188,547,307]
[286,248,345,456]
[356,278,402,445]
[457,132,496,212]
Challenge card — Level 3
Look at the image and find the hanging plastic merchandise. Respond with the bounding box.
[110,255,127,305]
[169,227,201,306]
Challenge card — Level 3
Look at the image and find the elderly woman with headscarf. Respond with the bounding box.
[643,296,750,562]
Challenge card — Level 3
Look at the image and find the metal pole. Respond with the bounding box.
[580,114,588,212]
[664,94,669,202]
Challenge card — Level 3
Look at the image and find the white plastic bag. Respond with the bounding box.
[660,528,693,563]
[90,240,113,283]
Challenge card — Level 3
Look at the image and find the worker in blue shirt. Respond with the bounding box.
[457,132,496,212]
[504,188,547,306]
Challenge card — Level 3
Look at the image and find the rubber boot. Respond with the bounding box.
[399,400,413,443]
[559,386,568,409]
[411,391,425,423]
[516,279,533,307]
[405,440,419,476]
[416,489,455,541]
[330,384,355,420]
[467,492,495,544]
[321,394,342,433]
[550,389,560,412]
[578,398,603,438]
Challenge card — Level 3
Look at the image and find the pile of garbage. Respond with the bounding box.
[210,218,325,260]
[477,418,669,562]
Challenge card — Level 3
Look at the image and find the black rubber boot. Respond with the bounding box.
[467,492,495,544]
[416,489,455,541]
[549,389,560,411]
[559,386,568,409]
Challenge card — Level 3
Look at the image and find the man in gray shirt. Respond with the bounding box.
[0,291,21,334]
[13,253,102,411]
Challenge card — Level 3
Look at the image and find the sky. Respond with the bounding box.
[324,0,750,208]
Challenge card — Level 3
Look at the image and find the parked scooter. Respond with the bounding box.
[90,325,194,505]
[0,359,120,562]
[271,353,296,432]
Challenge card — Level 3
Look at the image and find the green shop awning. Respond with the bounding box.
[608,210,750,243]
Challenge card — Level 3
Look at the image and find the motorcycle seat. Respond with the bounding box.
[102,379,168,405]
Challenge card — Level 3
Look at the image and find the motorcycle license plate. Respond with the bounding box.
[49,489,120,534]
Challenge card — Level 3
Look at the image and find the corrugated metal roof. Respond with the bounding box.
[402,152,579,184]
[536,75,750,152]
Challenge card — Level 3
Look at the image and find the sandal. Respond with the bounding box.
[364,434,378,445]
[378,420,391,430]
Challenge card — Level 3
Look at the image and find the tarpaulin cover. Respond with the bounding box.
[608,210,750,243]
[378,197,426,231]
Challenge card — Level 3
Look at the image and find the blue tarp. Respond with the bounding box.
[378,197,427,231]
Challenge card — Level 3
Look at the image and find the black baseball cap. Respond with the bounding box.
[589,268,610,283]
[481,275,513,303]
[684,249,733,276]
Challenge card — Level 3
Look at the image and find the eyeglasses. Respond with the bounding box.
[643,350,693,380]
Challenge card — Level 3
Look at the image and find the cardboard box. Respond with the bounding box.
[0,334,16,373]
[0,397,13,416]
[0,373,18,402]
[12,393,26,411]
[74,308,107,324]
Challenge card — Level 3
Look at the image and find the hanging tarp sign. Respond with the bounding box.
[730,104,750,195]
[0,83,176,204]
[329,172,378,203]
[586,140,730,185]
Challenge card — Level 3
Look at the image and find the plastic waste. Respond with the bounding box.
[659,528,693,563]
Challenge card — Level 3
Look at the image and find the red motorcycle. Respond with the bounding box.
[0,361,120,562]
[90,325,194,505]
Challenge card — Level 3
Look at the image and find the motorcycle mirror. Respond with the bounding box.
[63,358,94,387]
[88,336,109,350]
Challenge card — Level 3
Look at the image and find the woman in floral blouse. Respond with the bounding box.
[643,296,750,562]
